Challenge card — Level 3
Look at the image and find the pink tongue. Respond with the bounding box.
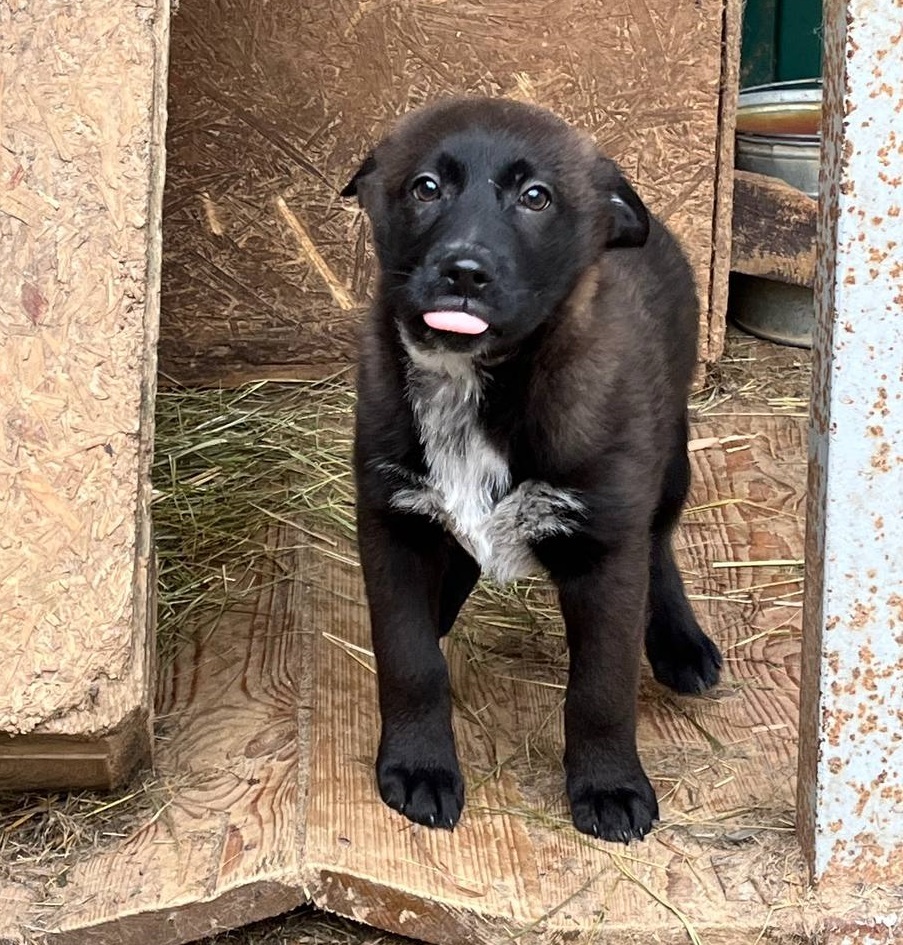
[423,310,489,335]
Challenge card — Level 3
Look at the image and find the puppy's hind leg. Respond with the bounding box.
[645,420,722,694]
[648,536,722,693]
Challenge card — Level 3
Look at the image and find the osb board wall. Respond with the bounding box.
[0,0,169,786]
[159,0,739,387]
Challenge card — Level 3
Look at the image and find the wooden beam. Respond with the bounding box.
[798,0,903,886]
[0,0,169,788]
[731,170,817,288]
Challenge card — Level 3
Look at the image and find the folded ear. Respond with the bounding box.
[607,176,649,248]
[597,161,650,249]
[340,150,377,200]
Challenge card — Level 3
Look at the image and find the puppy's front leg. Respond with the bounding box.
[547,536,658,842]
[358,507,464,829]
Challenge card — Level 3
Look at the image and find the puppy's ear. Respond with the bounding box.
[596,160,650,249]
[340,151,377,201]
[607,176,649,248]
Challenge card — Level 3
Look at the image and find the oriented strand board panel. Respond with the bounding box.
[13,413,903,944]
[158,0,739,387]
[0,0,170,788]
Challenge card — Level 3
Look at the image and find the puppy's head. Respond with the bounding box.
[343,98,649,357]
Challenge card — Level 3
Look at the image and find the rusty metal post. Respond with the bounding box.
[798,0,903,884]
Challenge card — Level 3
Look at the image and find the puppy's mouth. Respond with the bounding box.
[421,297,492,337]
[423,310,489,335]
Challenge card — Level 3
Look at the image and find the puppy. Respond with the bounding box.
[342,97,722,842]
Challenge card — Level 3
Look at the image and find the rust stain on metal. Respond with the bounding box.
[870,441,892,472]
[888,593,903,622]
[798,0,903,885]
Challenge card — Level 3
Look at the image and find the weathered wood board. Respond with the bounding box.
[5,545,309,944]
[12,409,901,944]
[731,171,817,288]
[0,0,170,788]
[158,0,740,387]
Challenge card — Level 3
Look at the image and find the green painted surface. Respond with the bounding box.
[741,0,823,89]
[777,0,822,81]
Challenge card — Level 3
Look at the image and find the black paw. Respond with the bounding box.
[567,772,659,842]
[377,756,464,830]
[647,615,722,694]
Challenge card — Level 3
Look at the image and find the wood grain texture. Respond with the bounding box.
[158,0,739,386]
[6,407,903,943]
[0,0,168,787]
[731,171,817,287]
[1,537,308,943]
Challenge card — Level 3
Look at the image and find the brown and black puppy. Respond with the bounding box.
[342,97,721,843]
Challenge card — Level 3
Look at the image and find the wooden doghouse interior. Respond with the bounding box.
[156,0,738,387]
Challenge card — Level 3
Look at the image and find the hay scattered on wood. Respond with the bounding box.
[152,376,570,669]
[0,773,179,880]
[691,326,812,416]
[152,376,357,663]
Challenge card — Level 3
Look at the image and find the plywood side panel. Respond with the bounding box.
[0,0,169,787]
[708,0,743,362]
[159,0,739,386]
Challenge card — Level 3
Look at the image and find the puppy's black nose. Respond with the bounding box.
[439,257,493,295]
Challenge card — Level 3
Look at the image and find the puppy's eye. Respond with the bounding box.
[411,174,441,202]
[519,184,552,212]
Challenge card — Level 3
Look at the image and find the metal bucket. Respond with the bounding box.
[731,80,822,347]
[730,274,816,349]
[736,79,822,136]
[735,134,821,198]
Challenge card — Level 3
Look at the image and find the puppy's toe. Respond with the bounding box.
[378,762,464,830]
[408,770,464,829]
[648,617,723,695]
[570,788,658,842]
[568,773,659,843]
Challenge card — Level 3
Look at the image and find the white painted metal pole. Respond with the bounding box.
[798,0,903,884]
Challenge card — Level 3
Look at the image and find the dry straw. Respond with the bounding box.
[152,376,358,663]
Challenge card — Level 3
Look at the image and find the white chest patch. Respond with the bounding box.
[390,341,584,583]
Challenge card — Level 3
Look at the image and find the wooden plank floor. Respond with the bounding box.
[6,399,899,943]
[3,545,308,944]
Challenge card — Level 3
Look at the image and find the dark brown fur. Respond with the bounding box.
[344,97,721,841]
